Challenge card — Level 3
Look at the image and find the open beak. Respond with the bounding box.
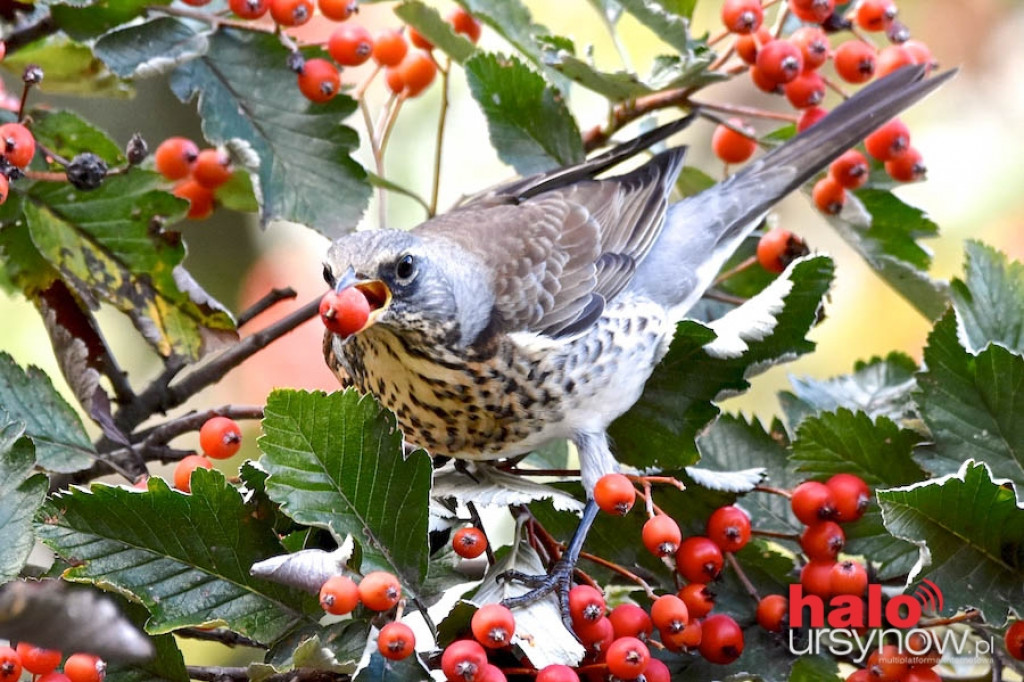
[333,267,392,333]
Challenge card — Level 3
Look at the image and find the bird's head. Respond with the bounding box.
[322,229,494,346]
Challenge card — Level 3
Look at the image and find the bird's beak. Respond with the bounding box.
[333,267,392,333]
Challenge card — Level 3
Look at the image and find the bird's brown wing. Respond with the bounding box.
[415,148,685,339]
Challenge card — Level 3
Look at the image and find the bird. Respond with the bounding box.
[321,65,952,626]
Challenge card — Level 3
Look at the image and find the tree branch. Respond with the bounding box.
[186,666,346,682]
[3,13,58,53]
[236,287,297,328]
[177,627,267,649]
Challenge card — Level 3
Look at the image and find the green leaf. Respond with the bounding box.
[354,650,431,682]
[94,17,211,79]
[170,30,371,236]
[1,34,130,97]
[215,168,260,213]
[540,52,653,101]
[258,389,433,590]
[616,0,697,53]
[454,0,552,68]
[36,470,319,643]
[24,169,236,360]
[675,165,717,197]
[916,311,1024,492]
[610,256,833,470]
[950,240,1024,354]
[0,195,60,296]
[649,0,697,20]
[0,352,95,472]
[0,423,47,584]
[877,460,1024,621]
[393,2,477,63]
[647,51,724,92]
[789,656,841,682]
[464,52,584,175]
[32,109,124,166]
[50,0,173,40]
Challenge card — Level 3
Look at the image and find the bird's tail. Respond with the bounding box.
[633,64,955,318]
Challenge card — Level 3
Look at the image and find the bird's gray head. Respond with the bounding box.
[323,229,495,347]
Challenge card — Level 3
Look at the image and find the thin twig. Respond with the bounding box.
[177,627,267,649]
[465,501,496,566]
[751,528,800,541]
[148,4,277,34]
[3,15,58,53]
[577,550,657,601]
[626,474,686,491]
[429,57,452,217]
[691,99,799,123]
[726,552,761,603]
[713,255,758,286]
[133,405,264,445]
[754,484,792,498]
[918,609,980,628]
[236,287,298,328]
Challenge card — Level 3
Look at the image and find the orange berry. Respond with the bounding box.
[755,39,803,85]
[712,118,757,164]
[864,118,910,161]
[192,148,232,189]
[62,653,105,682]
[749,64,781,93]
[377,622,415,660]
[812,175,846,215]
[328,24,374,67]
[797,106,828,132]
[884,146,925,182]
[855,0,897,32]
[757,228,808,274]
[173,454,213,492]
[788,0,835,23]
[902,39,934,72]
[395,51,437,96]
[721,0,763,34]
[471,603,516,648]
[790,26,829,70]
[358,571,402,611]
[593,473,635,515]
[199,416,242,459]
[0,122,36,168]
[407,26,433,51]
[172,179,215,220]
[833,40,876,84]
[641,514,681,557]
[270,0,312,26]
[784,70,826,109]
[229,0,270,18]
[372,29,408,67]
[735,26,772,65]
[0,646,21,682]
[154,136,198,180]
[756,594,788,632]
[0,174,9,206]
[297,57,341,103]
[319,575,360,614]
[384,67,405,95]
[319,0,357,21]
[447,7,482,43]
[829,149,870,189]
[452,526,488,559]
[875,45,913,79]
[16,643,61,675]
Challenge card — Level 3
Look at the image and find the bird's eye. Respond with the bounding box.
[394,254,417,284]
[322,264,334,286]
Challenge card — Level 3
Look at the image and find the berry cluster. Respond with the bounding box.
[0,643,105,682]
[712,0,936,214]
[154,137,234,220]
[317,570,418,660]
[844,637,942,682]
[168,416,243,493]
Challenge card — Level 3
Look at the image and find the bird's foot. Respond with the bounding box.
[499,558,577,634]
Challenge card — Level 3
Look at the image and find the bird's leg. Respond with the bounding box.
[499,499,600,633]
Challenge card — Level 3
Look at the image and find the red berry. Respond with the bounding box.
[319,0,357,21]
[643,658,671,682]
[319,574,360,614]
[800,560,836,598]
[755,39,803,85]
[712,119,757,164]
[812,176,846,215]
[270,0,313,26]
[756,228,808,274]
[192,148,233,189]
[407,27,433,51]
[378,621,415,660]
[173,179,215,220]
[721,0,763,34]
[642,514,681,557]
[0,646,21,682]
[864,118,910,161]
[856,0,898,31]
[791,481,836,524]
[478,665,505,682]
[358,571,401,611]
[452,526,488,559]
[448,8,482,43]
[575,615,613,649]
[676,536,724,583]
[608,603,653,641]
[678,583,715,619]
[37,674,72,682]
[800,521,846,561]
[885,146,925,182]
[790,26,829,71]
[706,505,752,552]
[903,39,934,72]
[784,70,826,109]
[1005,620,1024,660]
[735,26,772,65]
[834,41,877,84]
[441,640,487,682]
[829,150,870,190]
[699,614,744,664]
[385,67,405,95]
[536,665,580,682]
[830,560,868,596]
[0,174,9,206]
[903,669,941,682]
[154,136,198,180]
[328,24,374,67]
[471,604,515,649]
[0,42,5,62]
[788,0,835,23]
[826,473,871,521]
[173,454,212,493]
[199,416,242,460]
[756,594,788,632]
[650,594,689,634]
[395,51,437,97]
[905,631,942,668]
[605,636,650,680]
[593,473,635,515]
[63,653,105,682]
[320,287,371,337]
[797,106,829,133]
[568,584,606,625]
[875,45,913,79]
[847,670,872,682]
[749,64,782,94]
[373,30,409,67]
[867,644,909,682]
[0,124,40,169]
[182,0,211,5]
[661,619,702,652]
[229,0,270,19]
[15,643,61,675]
[297,58,341,103]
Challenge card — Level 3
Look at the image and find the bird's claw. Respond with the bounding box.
[499,559,577,636]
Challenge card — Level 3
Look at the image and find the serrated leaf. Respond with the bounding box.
[394,2,477,63]
[258,389,432,590]
[0,423,47,583]
[465,52,583,175]
[616,0,697,53]
[0,352,95,472]
[646,51,724,92]
[0,196,59,295]
[609,256,833,470]
[780,353,919,429]
[684,465,764,492]
[23,170,236,360]
[50,0,173,40]
[541,51,653,101]
[94,17,210,79]
[32,110,124,165]
[951,240,1024,354]
[264,620,369,678]
[878,460,1024,621]
[432,461,584,512]
[1,34,130,97]
[915,311,1024,493]
[170,30,370,235]
[36,471,319,643]
[454,0,560,80]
